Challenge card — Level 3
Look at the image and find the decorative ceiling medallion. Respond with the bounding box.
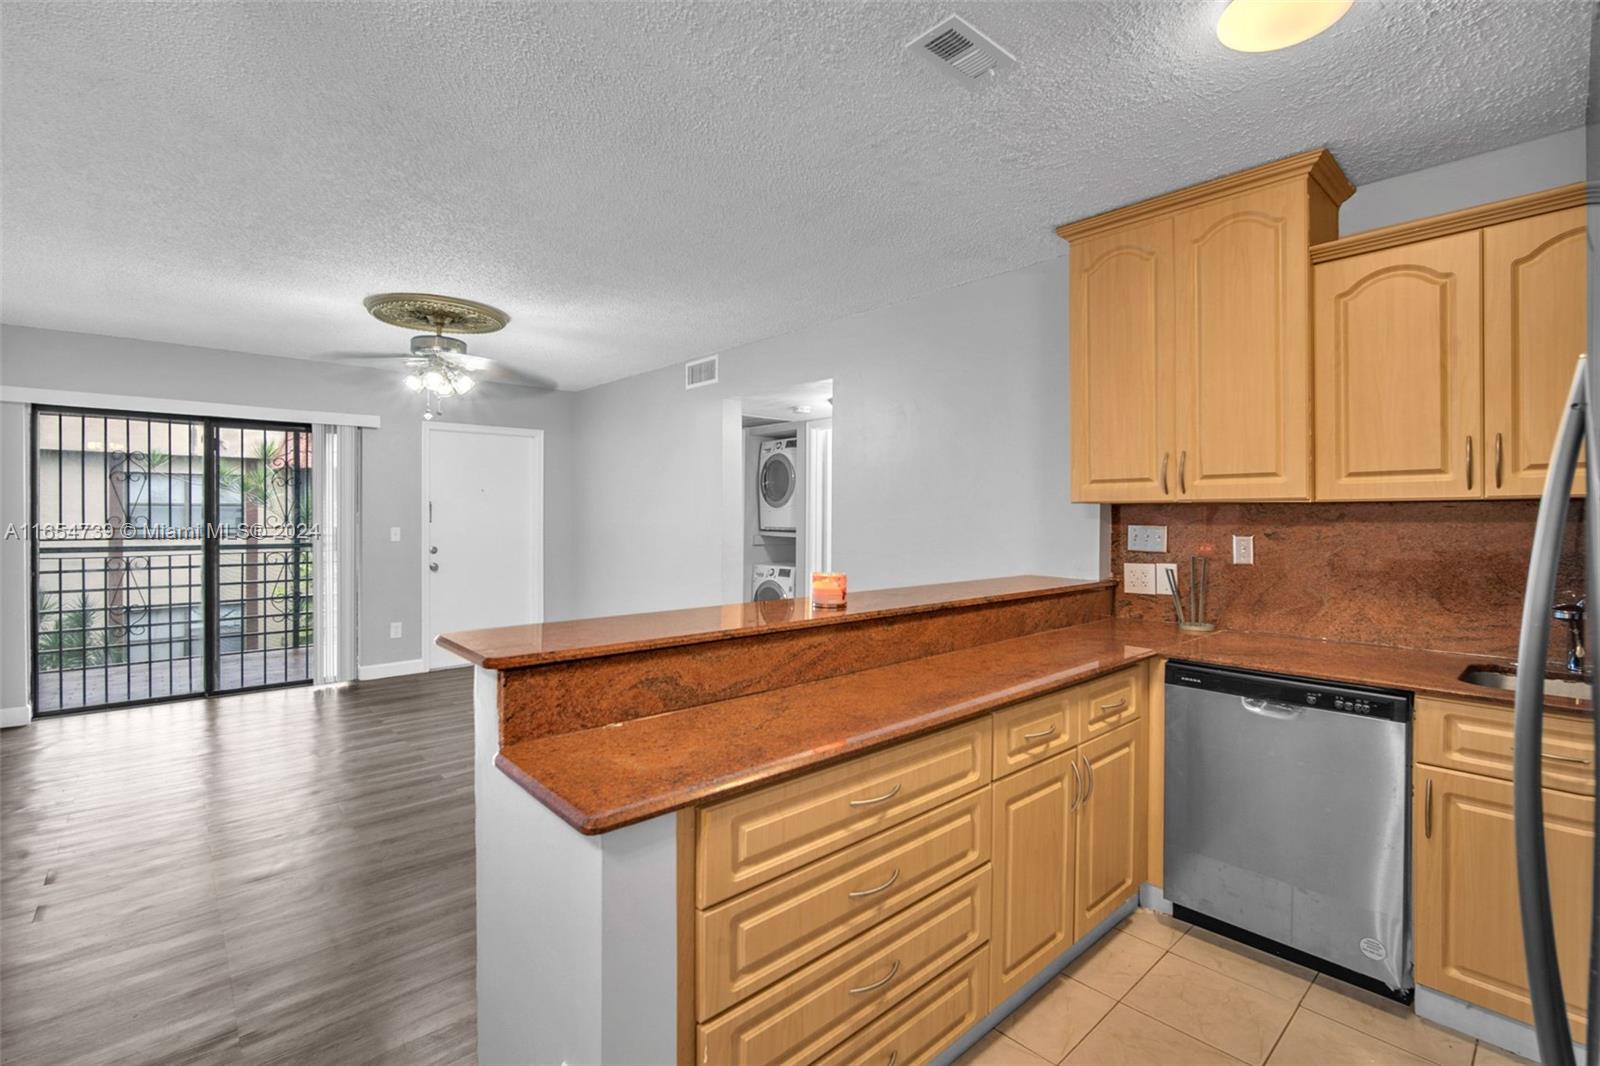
[363,292,509,334]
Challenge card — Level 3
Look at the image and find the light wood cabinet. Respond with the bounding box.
[1484,206,1590,497]
[1060,150,1351,504]
[989,752,1077,1005]
[1173,181,1315,500]
[1313,231,1483,500]
[1415,696,1594,797]
[1413,765,1593,1039]
[813,948,990,1066]
[1067,217,1176,503]
[993,687,1077,778]
[1075,719,1146,938]
[1076,666,1142,740]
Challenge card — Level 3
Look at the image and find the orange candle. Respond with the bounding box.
[811,572,847,609]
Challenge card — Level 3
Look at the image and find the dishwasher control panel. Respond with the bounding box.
[1166,660,1411,723]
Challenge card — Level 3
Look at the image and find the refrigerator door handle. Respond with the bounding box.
[1514,356,1589,1066]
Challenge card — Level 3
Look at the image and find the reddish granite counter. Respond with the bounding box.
[438,575,1112,670]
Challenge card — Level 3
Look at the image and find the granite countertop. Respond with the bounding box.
[493,616,1589,835]
[438,575,1113,670]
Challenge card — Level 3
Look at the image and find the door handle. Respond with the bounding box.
[1160,453,1169,495]
[1081,753,1094,804]
[1179,450,1188,495]
[429,562,439,572]
[1466,436,1474,491]
[1495,432,1504,489]
[1239,697,1302,720]
[1424,777,1433,839]
[1068,756,1082,811]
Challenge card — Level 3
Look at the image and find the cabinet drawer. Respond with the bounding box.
[697,790,991,1020]
[1077,667,1142,739]
[697,720,991,907]
[1416,696,1593,795]
[993,688,1076,777]
[697,868,991,1066]
[813,947,990,1066]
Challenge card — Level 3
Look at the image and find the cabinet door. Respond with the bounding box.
[990,752,1076,1005]
[1483,207,1589,498]
[1069,217,1176,503]
[1414,766,1592,1038]
[1075,719,1146,939]
[1174,182,1312,500]
[1313,232,1483,500]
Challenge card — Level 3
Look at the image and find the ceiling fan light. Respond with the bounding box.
[403,373,424,392]
[1216,0,1352,52]
[421,369,448,393]
[452,373,476,394]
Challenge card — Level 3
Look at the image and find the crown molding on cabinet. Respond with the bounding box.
[1310,182,1589,263]
[1054,148,1353,243]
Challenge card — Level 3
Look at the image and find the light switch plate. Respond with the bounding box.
[390,526,402,543]
[1123,562,1156,595]
[1156,563,1179,596]
[1233,535,1254,565]
[389,622,403,639]
[1127,524,1167,553]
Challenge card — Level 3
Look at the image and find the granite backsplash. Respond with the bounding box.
[1112,500,1586,662]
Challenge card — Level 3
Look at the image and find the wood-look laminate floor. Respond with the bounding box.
[1,669,477,1066]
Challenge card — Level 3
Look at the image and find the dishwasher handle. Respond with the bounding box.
[1239,696,1304,720]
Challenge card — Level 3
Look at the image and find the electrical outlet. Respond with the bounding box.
[1123,562,1156,595]
[390,526,402,543]
[1233,535,1254,565]
[1156,563,1179,596]
[389,622,403,639]
[1127,524,1167,553]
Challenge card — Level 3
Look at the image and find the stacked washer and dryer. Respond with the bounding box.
[751,437,799,600]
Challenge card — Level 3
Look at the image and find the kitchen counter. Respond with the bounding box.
[487,616,1588,835]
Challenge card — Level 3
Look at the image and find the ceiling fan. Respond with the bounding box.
[337,293,552,419]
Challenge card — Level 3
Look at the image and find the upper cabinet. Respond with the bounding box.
[1483,206,1589,497]
[1312,232,1483,500]
[1059,150,1352,504]
[1311,187,1589,502]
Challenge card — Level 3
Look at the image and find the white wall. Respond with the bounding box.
[0,325,577,710]
[1340,125,1588,234]
[567,256,1101,619]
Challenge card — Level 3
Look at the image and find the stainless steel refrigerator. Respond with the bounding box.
[1514,76,1600,1066]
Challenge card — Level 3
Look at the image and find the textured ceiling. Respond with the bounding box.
[1,1,1591,390]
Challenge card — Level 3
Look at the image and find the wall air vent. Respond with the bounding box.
[905,15,1017,86]
[685,354,719,389]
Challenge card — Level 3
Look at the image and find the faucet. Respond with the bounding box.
[1553,598,1586,676]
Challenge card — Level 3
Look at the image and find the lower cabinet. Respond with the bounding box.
[1075,719,1146,939]
[990,752,1078,1004]
[1413,764,1594,1040]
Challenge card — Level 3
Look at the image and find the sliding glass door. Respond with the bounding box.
[31,408,314,714]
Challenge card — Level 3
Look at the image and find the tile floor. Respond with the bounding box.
[956,909,1534,1066]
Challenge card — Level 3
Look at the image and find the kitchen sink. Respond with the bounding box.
[1460,666,1593,701]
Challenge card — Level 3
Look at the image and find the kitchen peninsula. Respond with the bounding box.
[440,576,1591,1066]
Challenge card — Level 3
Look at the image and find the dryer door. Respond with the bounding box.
[760,450,796,508]
[753,579,788,601]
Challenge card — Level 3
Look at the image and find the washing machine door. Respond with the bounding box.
[760,450,796,508]
[753,579,788,601]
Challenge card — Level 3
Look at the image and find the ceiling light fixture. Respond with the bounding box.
[363,293,508,419]
[1216,0,1352,53]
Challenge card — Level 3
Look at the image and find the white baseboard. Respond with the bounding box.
[0,704,31,728]
[357,657,428,681]
[1415,986,1584,1065]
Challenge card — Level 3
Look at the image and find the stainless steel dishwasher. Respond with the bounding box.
[1164,660,1412,992]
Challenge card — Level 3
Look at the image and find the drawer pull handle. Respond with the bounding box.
[1099,698,1128,714]
[1543,752,1592,766]
[1022,724,1057,742]
[886,1053,898,1066]
[849,959,900,995]
[849,783,902,808]
[848,868,901,899]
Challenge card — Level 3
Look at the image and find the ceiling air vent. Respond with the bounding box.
[905,15,1016,86]
[685,354,718,389]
